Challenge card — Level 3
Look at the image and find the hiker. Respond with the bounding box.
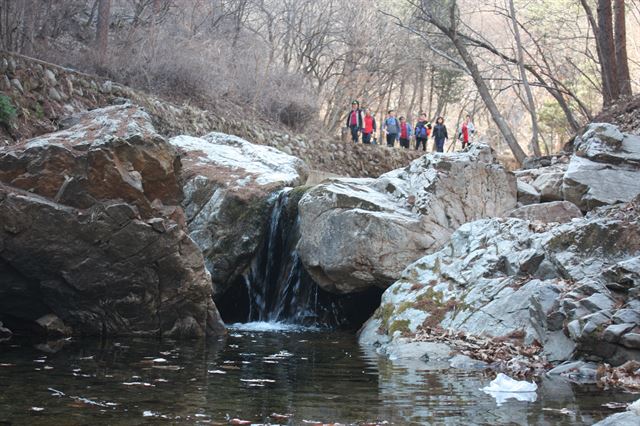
[459,115,476,149]
[398,116,412,149]
[432,116,448,153]
[345,100,363,143]
[361,108,376,144]
[414,112,432,151]
[382,110,400,147]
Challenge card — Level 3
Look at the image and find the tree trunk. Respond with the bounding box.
[450,34,527,164]
[614,0,632,98]
[580,0,611,105]
[96,0,111,65]
[417,64,425,113]
[597,0,618,105]
[508,0,541,156]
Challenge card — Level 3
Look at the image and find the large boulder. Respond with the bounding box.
[297,144,516,293]
[514,156,568,203]
[170,132,308,295]
[563,123,640,211]
[0,104,225,338]
[360,195,640,366]
[0,103,182,219]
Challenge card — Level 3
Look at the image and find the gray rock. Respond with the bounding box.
[1,75,9,90]
[516,180,540,205]
[298,144,516,293]
[563,124,640,211]
[44,69,57,85]
[613,309,640,325]
[547,360,598,381]
[100,80,113,93]
[0,321,11,339]
[580,293,616,313]
[48,87,62,102]
[507,201,582,223]
[35,314,71,337]
[593,412,640,426]
[359,195,640,366]
[603,323,636,343]
[532,171,564,201]
[449,354,489,370]
[620,333,640,349]
[0,58,7,73]
[10,78,23,93]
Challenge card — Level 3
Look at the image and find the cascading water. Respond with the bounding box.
[218,188,382,329]
[244,189,329,325]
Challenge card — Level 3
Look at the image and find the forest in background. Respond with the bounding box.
[0,0,638,164]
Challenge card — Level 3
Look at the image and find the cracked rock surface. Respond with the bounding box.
[297,144,517,293]
[360,195,640,367]
[0,104,225,338]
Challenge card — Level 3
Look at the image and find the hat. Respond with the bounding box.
[351,100,359,105]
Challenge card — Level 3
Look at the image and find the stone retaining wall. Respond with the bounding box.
[0,51,421,178]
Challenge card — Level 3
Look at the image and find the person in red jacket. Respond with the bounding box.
[361,108,377,144]
[345,100,363,143]
[398,116,413,149]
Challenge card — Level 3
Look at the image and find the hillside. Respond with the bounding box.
[0,51,421,179]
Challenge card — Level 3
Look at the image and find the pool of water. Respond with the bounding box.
[0,323,636,425]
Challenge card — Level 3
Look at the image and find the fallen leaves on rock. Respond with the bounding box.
[596,361,640,391]
[414,327,551,377]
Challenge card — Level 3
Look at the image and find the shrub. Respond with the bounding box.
[0,94,16,126]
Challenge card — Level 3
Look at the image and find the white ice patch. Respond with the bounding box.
[169,134,303,186]
[481,373,538,406]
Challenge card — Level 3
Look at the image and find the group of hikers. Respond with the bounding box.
[345,100,476,152]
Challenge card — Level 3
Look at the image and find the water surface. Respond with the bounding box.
[0,324,635,425]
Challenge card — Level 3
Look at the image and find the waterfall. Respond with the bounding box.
[218,188,383,329]
[244,189,330,325]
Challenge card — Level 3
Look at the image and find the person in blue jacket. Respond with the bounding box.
[432,116,448,152]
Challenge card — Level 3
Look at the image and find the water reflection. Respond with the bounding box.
[0,330,635,425]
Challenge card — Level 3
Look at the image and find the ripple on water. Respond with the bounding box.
[227,321,322,333]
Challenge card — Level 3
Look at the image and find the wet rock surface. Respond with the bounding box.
[297,144,517,293]
[0,104,224,338]
[170,132,308,295]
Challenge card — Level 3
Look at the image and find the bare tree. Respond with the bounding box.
[508,0,541,156]
[614,0,632,98]
[409,0,528,164]
[96,0,111,65]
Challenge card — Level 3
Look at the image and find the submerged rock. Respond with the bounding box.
[170,132,308,294]
[297,144,516,293]
[0,104,224,338]
[360,195,640,367]
[0,321,11,339]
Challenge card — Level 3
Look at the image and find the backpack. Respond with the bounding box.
[385,117,398,128]
[415,122,428,138]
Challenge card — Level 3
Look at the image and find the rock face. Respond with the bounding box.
[170,132,308,295]
[507,201,582,224]
[297,144,517,293]
[360,195,640,366]
[514,157,568,205]
[563,123,640,211]
[0,104,225,338]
